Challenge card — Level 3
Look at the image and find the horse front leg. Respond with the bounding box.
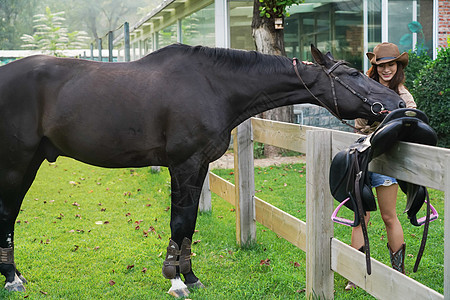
[163,161,208,297]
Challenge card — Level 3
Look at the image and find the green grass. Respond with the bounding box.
[0,158,445,299]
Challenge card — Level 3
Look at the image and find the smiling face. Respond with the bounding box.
[376,61,398,86]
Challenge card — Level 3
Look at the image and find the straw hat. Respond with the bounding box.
[366,42,409,67]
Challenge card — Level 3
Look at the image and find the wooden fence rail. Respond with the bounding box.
[202,117,448,299]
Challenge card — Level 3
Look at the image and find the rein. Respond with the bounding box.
[292,58,385,134]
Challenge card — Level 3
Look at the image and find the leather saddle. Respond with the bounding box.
[329,108,438,274]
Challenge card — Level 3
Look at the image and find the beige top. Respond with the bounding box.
[355,84,416,134]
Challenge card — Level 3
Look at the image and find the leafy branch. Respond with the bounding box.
[20,7,89,56]
[258,0,304,19]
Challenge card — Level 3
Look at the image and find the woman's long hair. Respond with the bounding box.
[367,62,405,94]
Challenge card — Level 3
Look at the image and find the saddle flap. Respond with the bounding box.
[329,146,377,213]
[399,181,438,226]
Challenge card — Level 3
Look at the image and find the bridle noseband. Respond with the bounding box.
[292,58,387,133]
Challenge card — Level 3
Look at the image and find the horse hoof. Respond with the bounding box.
[167,287,190,298]
[18,274,27,284]
[185,280,205,290]
[4,281,26,292]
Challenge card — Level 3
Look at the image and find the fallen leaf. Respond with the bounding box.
[259,259,270,266]
[142,267,147,273]
[108,280,115,286]
[40,290,48,295]
[193,240,201,245]
[127,265,134,270]
[72,202,80,207]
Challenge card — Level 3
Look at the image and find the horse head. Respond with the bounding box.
[310,45,405,122]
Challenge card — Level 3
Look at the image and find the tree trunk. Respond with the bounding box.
[252,0,293,157]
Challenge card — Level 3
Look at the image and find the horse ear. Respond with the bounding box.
[310,44,330,66]
[326,52,335,60]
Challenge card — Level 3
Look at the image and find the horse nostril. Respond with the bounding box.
[399,100,406,108]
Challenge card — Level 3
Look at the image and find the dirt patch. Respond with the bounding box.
[210,153,305,169]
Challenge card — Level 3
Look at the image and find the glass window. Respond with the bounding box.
[367,0,382,52]
[158,24,178,49]
[286,1,364,70]
[391,0,433,56]
[182,3,215,47]
[230,1,255,50]
[389,0,414,52]
[144,37,153,55]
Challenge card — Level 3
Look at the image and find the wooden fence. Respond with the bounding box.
[199,117,449,299]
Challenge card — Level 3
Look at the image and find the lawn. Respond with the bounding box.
[0,157,445,299]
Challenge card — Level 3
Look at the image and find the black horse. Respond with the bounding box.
[0,44,404,296]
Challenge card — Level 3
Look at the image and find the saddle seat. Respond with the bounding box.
[329,108,438,274]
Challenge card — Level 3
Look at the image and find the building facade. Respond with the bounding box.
[112,0,448,130]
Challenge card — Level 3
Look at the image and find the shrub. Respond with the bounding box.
[411,47,450,148]
[404,50,431,90]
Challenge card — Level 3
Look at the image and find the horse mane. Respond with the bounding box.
[146,43,292,74]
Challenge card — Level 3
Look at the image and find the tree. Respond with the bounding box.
[20,7,89,55]
[252,0,304,156]
[0,0,39,49]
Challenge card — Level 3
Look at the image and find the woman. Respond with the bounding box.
[346,42,416,290]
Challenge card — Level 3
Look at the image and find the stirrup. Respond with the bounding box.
[409,200,438,226]
[331,198,358,227]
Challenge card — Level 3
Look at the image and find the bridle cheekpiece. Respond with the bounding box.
[292,58,387,133]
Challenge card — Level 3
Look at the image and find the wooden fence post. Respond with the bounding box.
[306,130,334,299]
[97,38,102,62]
[199,166,212,213]
[233,120,256,246]
[108,31,114,62]
[124,22,131,62]
[444,154,450,300]
[90,43,94,60]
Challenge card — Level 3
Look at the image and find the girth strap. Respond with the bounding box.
[414,189,431,272]
[0,247,14,264]
[353,152,371,275]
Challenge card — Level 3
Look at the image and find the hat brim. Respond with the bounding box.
[367,51,409,68]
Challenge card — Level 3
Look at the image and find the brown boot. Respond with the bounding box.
[345,246,364,291]
[179,237,192,275]
[162,239,181,279]
[388,243,406,274]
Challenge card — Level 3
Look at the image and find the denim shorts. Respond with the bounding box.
[369,172,398,188]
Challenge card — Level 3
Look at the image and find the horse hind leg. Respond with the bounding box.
[0,140,48,291]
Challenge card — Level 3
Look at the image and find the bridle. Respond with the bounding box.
[292,58,387,133]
